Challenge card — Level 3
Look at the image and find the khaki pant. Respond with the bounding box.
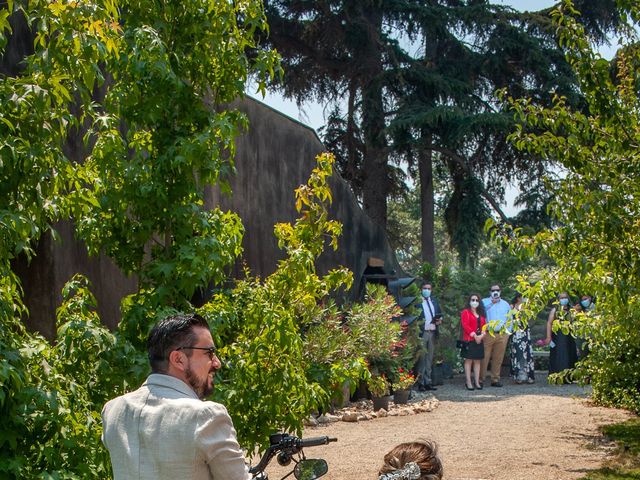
[481,333,510,383]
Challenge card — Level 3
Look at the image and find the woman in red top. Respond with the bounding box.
[460,293,487,391]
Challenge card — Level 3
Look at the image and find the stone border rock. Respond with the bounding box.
[305,395,439,426]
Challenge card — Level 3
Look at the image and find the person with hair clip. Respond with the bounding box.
[460,293,487,391]
[378,440,443,480]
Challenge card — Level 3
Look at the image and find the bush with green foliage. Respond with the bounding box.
[498,0,640,413]
[347,284,402,378]
[0,275,146,479]
[367,374,390,398]
[302,303,369,406]
[198,153,354,454]
[2,0,355,472]
[301,282,404,406]
[1,151,357,474]
[392,369,416,391]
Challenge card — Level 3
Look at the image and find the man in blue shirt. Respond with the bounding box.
[481,284,512,387]
[415,282,443,391]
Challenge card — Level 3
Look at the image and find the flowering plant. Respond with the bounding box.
[367,374,390,397]
[392,368,415,390]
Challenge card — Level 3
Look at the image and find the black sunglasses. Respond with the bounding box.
[176,346,217,360]
[490,289,501,292]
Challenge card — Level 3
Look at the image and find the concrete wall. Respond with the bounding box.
[12,224,138,337]
[206,98,401,296]
[12,97,401,337]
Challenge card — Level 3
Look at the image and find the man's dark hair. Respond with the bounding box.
[147,313,210,373]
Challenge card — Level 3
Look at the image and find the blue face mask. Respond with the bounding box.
[559,298,569,306]
[422,289,431,298]
[580,299,591,308]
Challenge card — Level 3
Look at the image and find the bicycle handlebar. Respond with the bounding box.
[300,436,337,447]
[249,434,337,476]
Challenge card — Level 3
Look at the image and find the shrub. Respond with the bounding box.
[392,368,416,391]
[367,374,390,397]
[0,275,146,479]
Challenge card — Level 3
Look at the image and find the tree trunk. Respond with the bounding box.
[418,29,438,267]
[360,6,388,230]
[419,133,436,266]
[361,123,388,230]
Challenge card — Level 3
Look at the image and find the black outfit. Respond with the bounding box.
[463,342,484,360]
[549,306,578,374]
[549,330,578,373]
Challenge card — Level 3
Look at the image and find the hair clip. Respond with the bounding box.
[379,462,421,480]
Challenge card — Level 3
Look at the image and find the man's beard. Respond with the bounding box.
[185,365,213,400]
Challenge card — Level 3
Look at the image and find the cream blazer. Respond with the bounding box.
[102,374,251,480]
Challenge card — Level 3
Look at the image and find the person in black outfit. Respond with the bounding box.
[545,292,578,378]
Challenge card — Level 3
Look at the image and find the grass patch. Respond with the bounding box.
[581,418,640,480]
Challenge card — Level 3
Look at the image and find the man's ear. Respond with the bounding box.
[168,350,187,372]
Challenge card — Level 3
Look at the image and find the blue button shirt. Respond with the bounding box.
[482,298,512,332]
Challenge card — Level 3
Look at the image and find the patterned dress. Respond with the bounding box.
[510,326,535,383]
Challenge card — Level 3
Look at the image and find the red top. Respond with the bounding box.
[460,308,486,341]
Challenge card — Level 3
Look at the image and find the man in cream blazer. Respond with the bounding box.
[102,314,251,479]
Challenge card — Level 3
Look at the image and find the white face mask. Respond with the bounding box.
[470,300,479,308]
[490,290,500,299]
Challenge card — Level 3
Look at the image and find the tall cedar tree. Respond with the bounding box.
[265,0,414,230]
[266,0,620,267]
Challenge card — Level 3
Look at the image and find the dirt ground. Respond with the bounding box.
[264,372,633,480]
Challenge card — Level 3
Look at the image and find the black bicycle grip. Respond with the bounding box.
[300,436,337,447]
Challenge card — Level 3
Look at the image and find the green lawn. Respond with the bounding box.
[581,418,640,480]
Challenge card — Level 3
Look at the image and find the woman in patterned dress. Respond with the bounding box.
[509,293,535,384]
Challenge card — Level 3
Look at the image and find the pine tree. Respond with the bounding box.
[389,0,619,267]
[266,0,416,229]
[266,0,620,267]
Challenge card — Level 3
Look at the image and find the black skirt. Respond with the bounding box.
[549,331,577,373]
[463,341,484,360]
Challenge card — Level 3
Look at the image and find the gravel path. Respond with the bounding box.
[264,372,633,480]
